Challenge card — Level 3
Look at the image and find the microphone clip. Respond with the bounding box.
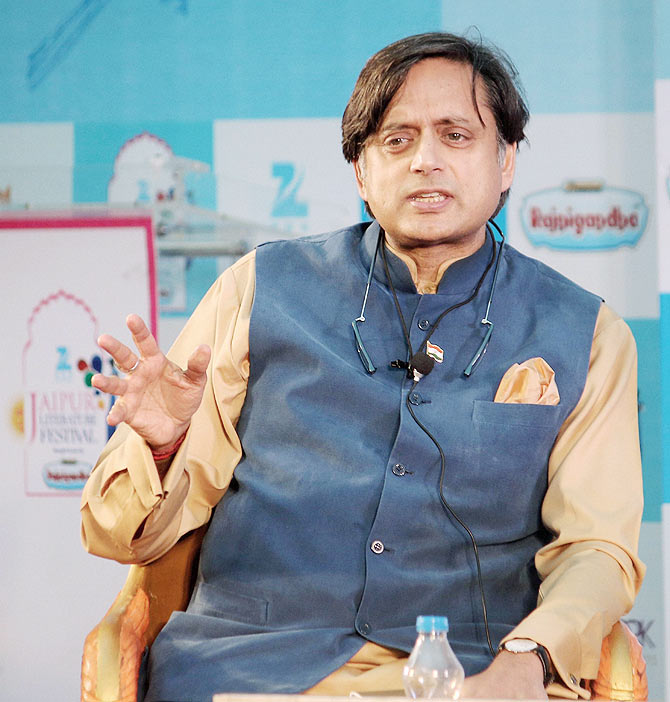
[389,359,416,380]
[391,353,435,382]
[390,359,409,371]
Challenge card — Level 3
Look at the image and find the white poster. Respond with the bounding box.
[22,290,112,494]
[625,522,666,698]
[507,113,657,319]
[214,118,361,242]
[0,214,156,701]
[1,215,157,495]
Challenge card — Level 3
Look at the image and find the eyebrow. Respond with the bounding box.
[379,116,475,135]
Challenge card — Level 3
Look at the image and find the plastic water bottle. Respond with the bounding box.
[403,615,465,699]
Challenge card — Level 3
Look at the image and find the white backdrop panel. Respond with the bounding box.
[506,113,657,319]
[0,123,74,208]
[214,118,361,242]
[0,217,156,702]
[625,521,666,699]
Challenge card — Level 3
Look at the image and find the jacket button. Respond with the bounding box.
[360,622,371,635]
[409,392,422,405]
[370,540,384,554]
[570,675,578,685]
[392,463,406,476]
[418,319,430,330]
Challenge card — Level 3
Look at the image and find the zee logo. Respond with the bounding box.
[56,346,72,382]
[623,618,655,648]
[271,162,308,219]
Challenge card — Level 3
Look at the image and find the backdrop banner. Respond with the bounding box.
[655,78,670,702]
[0,213,156,495]
[0,212,156,702]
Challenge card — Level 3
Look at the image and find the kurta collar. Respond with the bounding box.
[360,220,496,296]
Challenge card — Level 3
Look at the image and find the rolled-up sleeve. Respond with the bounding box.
[502,303,646,698]
[80,251,256,565]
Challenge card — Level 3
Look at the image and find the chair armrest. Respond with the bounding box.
[81,565,150,702]
[81,525,207,702]
[587,621,648,701]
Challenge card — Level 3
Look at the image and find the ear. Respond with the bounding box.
[500,142,516,193]
[353,159,368,201]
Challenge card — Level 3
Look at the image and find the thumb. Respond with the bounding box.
[184,344,211,383]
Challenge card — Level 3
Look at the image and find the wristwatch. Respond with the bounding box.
[499,638,555,687]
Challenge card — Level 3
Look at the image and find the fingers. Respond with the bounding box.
[184,344,211,383]
[91,372,127,397]
[105,397,128,427]
[97,315,207,396]
[97,331,139,373]
[126,314,160,360]
[91,375,129,425]
[96,314,159,375]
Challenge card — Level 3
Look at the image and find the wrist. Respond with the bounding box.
[150,430,187,460]
[498,639,554,688]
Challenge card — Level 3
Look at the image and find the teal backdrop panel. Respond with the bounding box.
[656,0,670,78]
[628,318,662,521]
[441,0,655,113]
[0,0,441,122]
[73,121,215,205]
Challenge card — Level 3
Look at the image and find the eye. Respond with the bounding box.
[381,130,414,154]
[446,132,466,143]
[382,135,411,151]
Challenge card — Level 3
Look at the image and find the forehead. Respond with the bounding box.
[379,57,492,129]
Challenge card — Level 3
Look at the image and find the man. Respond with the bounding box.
[81,33,644,701]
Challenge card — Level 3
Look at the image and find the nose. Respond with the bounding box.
[410,133,444,174]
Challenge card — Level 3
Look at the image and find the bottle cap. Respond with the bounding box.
[416,615,449,633]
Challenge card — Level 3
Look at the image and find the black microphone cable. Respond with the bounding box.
[379,227,496,378]
[405,383,497,659]
[379,228,498,659]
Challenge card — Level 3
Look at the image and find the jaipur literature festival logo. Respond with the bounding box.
[22,291,113,495]
[520,181,648,251]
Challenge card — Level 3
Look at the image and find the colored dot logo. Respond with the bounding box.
[78,355,103,390]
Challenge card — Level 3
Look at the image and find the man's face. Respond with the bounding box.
[354,58,516,256]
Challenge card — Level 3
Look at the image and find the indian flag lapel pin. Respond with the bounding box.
[426,341,444,364]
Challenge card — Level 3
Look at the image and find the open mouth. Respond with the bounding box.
[409,191,451,205]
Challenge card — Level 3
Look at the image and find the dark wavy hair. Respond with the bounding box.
[342,32,529,213]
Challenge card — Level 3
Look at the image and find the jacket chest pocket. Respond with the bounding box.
[467,400,562,543]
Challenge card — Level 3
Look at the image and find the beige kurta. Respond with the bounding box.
[81,249,645,698]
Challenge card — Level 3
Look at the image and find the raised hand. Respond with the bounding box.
[92,314,211,453]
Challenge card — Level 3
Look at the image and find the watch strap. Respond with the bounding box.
[499,640,555,688]
[532,644,555,688]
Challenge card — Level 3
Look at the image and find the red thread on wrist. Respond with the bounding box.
[151,432,186,461]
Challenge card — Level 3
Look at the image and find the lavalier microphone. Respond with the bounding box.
[390,351,434,381]
[409,351,435,382]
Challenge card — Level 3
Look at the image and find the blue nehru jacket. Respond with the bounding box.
[144,221,602,702]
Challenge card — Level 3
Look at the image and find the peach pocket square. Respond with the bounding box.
[494,357,560,406]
